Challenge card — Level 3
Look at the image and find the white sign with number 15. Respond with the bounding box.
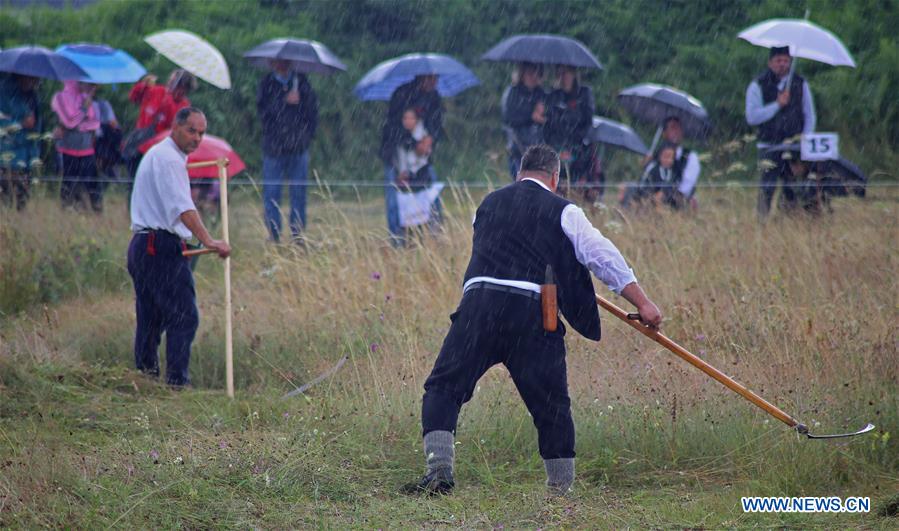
[801,133,839,161]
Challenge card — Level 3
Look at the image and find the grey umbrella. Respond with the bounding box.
[617,83,711,152]
[482,34,602,69]
[244,38,347,75]
[586,116,649,155]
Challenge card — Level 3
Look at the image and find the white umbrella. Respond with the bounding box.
[738,19,856,67]
[144,29,232,89]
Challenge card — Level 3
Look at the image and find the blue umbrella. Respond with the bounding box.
[586,116,649,155]
[56,43,147,84]
[482,34,603,69]
[244,38,346,75]
[0,45,88,80]
[354,53,479,101]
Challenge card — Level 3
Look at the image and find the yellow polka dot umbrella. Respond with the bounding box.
[144,29,231,89]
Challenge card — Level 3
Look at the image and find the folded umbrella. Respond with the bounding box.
[586,116,648,155]
[138,130,245,178]
[56,43,147,84]
[354,53,479,101]
[0,45,88,80]
[482,34,602,69]
[144,29,231,89]
[244,38,346,75]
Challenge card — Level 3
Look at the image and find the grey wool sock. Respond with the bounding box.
[544,458,575,494]
[423,430,455,474]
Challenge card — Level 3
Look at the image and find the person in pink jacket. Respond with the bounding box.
[52,80,102,211]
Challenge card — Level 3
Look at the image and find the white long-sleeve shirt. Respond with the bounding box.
[464,178,638,295]
[676,147,701,196]
[745,77,816,148]
[130,136,196,239]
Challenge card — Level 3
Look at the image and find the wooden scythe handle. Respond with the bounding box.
[182,248,217,257]
[596,294,800,428]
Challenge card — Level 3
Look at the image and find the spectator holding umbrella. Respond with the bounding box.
[500,62,546,179]
[642,116,701,203]
[544,64,594,191]
[0,74,42,210]
[51,80,102,211]
[244,38,345,243]
[380,74,443,246]
[355,53,478,247]
[745,46,816,220]
[256,59,319,243]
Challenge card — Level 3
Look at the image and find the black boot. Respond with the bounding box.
[400,467,454,496]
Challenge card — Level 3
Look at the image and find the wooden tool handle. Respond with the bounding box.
[542,284,558,332]
[596,294,800,428]
[182,248,217,257]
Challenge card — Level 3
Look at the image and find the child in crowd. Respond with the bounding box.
[620,143,685,210]
[394,107,432,190]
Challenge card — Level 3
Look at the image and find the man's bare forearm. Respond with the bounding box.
[179,210,213,246]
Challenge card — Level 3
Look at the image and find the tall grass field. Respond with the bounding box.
[1,182,897,528]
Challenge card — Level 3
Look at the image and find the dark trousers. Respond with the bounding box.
[757,150,802,219]
[422,288,575,459]
[127,231,199,386]
[61,154,102,212]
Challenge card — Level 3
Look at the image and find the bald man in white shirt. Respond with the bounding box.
[127,107,230,387]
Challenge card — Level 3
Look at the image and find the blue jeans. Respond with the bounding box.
[263,151,309,242]
[384,164,442,247]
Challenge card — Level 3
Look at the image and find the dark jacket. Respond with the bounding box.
[501,84,546,153]
[257,72,319,156]
[380,80,443,164]
[463,179,601,340]
[543,85,594,150]
[756,69,806,144]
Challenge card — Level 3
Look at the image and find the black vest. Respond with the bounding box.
[463,180,601,340]
[672,147,691,178]
[757,70,806,144]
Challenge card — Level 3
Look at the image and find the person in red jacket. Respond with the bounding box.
[124,70,197,179]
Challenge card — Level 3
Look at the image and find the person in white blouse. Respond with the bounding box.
[127,107,230,387]
[745,46,817,219]
[404,144,661,497]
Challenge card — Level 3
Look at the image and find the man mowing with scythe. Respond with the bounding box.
[404,144,662,496]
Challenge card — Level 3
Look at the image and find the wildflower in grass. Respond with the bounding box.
[695,333,706,341]
[218,441,228,449]
[370,343,379,353]
[370,271,381,281]
[149,449,160,463]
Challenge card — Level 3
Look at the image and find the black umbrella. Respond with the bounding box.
[0,45,88,80]
[617,83,711,152]
[482,34,603,69]
[244,38,347,75]
[586,116,649,155]
[823,157,867,197]
[765,144,866,197]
